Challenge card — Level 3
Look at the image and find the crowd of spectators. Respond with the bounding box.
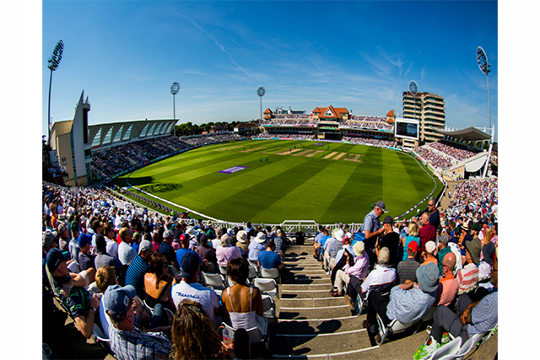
[255,133,315,140]
[342,120,393,131]
[415,145,455,170]
[428,141,481,162]
[447,178,498,219]
[261,118,317,126]
[342,136,397,147]
[91,136,191,180]
[181,133,248,147]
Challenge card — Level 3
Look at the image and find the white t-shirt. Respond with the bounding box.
[106,238,119,259]
[118,241,137,265]
[171,281,221,328]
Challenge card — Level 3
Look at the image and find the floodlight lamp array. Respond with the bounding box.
[476,46,491,75]
[48,40,64,71]
[171,81,180,95]
[257,86,265,97]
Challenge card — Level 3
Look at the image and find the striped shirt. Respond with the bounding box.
[467,290,498,336]
[386,285,436,324]
[456,263,479,294]
[125,255,149,299]
[397,257,420,284]
[109,326,172,360]
[324,238,342,259]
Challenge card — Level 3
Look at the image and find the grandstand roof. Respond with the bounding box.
[264,108,272,114]
[386,109,396,117]
[88,119,176,149]
[313,105,349,118]
[438,126,491,141]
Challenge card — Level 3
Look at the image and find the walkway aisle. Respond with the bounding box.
[270,242,379,359]
[268,241,498,360]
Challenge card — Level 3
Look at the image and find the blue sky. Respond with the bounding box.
[42,1,498,140]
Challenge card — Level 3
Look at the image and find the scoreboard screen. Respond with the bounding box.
[395,118,419,140]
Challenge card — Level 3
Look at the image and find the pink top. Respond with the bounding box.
[344,252,369,279]
[216,245,243,267]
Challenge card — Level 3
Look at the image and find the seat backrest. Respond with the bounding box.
[260,267,279,279]
[453,333,484,358]
[253,278,277,292]
[389,319,416,332]
[430,337,462,360]
[203,272,225,289]
[261,295,274,312]
[93,323,110,343]
[248,266,258,279]
[219,265,228,275]
[248,260,258,268]
[246,327,264,343]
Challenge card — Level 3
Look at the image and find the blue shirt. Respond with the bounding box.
[248,242,266,261]
[386,285,436,324]
[258,250,282,269]
[363,210,381,251]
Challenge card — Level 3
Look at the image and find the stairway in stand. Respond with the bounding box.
[270,240,379,359]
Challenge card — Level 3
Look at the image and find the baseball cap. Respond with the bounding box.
[408,241,418,253]
[78,233,92,248]
[138,240,153,254]
[470,222,482,232]
[482,242,496,265]
[70,220,79,233]
[382,215,393,224]
[103,284,136,322]
[163,230,174,239]
[425,241,437,254]
[438,234,449,247]
[57,223,67,236]
[42,231,57,248]
[181,252,200,279]
[416,262,439,293]
[46,248,69,273]
[375,200,388,213]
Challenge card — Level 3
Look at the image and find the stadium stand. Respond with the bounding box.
[42,136,497,359]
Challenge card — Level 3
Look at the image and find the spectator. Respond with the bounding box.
[45,249,100,339]
[170,299,226,360]
[248,232,267,263]
[104,223,119,259]
[171,252,222,329]
[426,197,440,229]
[419,212,436,254]
[221,258,267,336]
[380,263,439,343]
[435,252,459,307]
[397,241,420,284]
[118,227,137,266]
[376,216,401,267]
[103,284,172,360]
[125,240,155,299]
[258,240,295,283]
[95,234,125,281]
[331,241,369,297]
[322,230,342,274]
[456,238,481,295]
[197,234,218,273]
[57,222,69,251]
[421,241,438,267]
[216,235,243,268]
[436,235,452,276]
[363,200,387,265]
[158,230,179,271]
[68,221,81,265]
[402,222,420,262]
[236,230,249,256]
[144,252,177,313]
[78,233,96,271]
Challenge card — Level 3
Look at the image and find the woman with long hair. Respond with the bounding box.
[221,258,267,336]
[171,299,226,359]
[143,252,177,313]
[402,222,420,262]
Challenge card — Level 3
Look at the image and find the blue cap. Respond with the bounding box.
[46,248,69,272]
[181,252,200,279]
[102,284,136,321]
[78,233,92,247]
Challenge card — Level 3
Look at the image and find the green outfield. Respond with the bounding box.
[115,140,442,224]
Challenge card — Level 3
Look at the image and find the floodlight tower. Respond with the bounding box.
[171,81,180,137]
[477,46,493,178]
[47,40,64,147]
[257,86,265,121]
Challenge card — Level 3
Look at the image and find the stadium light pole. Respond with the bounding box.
[47,40,64,147]
[171,81,180,138]
[257,86,265,121]
[477,46,493,178]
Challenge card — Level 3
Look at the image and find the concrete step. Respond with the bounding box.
[279,304,353,320]
[271,326,376,358]
[278,297,348,309]
[275,316,365,335]
[280,288,336,299]
[279,282,332,291]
